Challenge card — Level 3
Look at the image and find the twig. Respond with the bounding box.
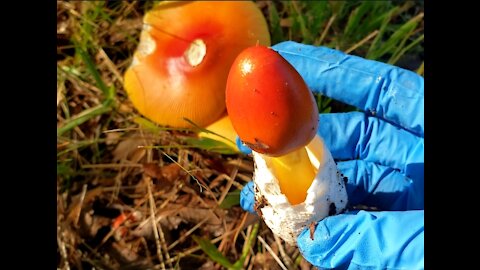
[143,137,174,270]
[156,223,173,269]
[315,14,336,46]
[167,216,209,250]
[225,159,254,172]
[102,127,142,133]
[217,158,240,205]
[160,150,208,193]
[74,184,88,227]
[98,47,124,84]
[140,237,153,265]
[165,229,237,265]
[232,178,248,190]
[146,175,169,270]
[110,169,124,204]
[81,163,143,169]
[273,234,295,270]
[80,240,111,269]
[233,212,249,245]
[345,30,379,54]
[57,226,70,270]
[257,236,288,270]
[416,61,424,76]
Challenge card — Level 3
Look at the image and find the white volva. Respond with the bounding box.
[252,136,348,245]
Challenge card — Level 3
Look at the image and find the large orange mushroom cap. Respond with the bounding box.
[124,1,271,128]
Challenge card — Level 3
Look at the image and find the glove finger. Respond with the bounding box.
[272,41,424,137]
[318,112,423,172]
[240,181,256,214]
[337,160,424,210]
[236,136,252,155]
[297,210,424,270]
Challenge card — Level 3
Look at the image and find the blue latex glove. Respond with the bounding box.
[240,41,424,269]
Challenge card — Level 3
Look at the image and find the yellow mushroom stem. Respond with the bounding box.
[269,148,315,204]
[198,115,238,150]
[200,116,324,205]
[265,135,322,205]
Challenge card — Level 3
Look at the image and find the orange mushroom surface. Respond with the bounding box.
[124,1,271,128]
[226,46,319,157]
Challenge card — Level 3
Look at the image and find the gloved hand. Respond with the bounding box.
[239,41,424,269]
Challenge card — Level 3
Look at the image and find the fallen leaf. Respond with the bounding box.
[67,187,103,224]
[143,162,184,182]
[112,134,146,162]
[105,132,121,145]
[109,241,139,264]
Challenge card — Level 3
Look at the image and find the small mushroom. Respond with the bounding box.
[226,46,348,245]
[226,45,319,204]
[124,1,270,128]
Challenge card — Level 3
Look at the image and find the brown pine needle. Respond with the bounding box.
[217,158,240,205]
[167,216,210,250]
[146,175,167,270]
[98,47,124,84]
[258,235,288,270]
[345,30,379,54]
[81,163,143,169]
[316,14,336,46]
[274,234,295,270]
[74,184,88,227]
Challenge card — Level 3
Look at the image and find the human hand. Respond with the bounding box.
[239,41,424,269]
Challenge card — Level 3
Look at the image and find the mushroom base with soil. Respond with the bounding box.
[252,135,348,245]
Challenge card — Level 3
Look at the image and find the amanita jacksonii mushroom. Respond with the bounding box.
[225,46,348,245]
[124,1,270,128]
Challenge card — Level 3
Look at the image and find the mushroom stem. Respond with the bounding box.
[199,115,239,151]
[201,117,323,205]
[266,135,322,205]
[268,147,316,205]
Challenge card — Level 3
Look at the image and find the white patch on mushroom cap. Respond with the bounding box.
[253,136,348,245]
[137,31,156,58]
[184,38,206,67]
[130,56,140,68]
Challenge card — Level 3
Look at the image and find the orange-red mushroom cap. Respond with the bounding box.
[124,1,271,128]
[226,46,319,157]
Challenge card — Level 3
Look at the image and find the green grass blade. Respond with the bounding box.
[183,118,236,146]
[343,2,373,41]
[388,33,424,65]
[75,45,110,98]
[388,25,417,63]
[316,94,333,113]
[267,2,283,44]
[133,116,162,132]
[328,1,347,19]
[290,1,312,43]
[416,61,424,76]
[362,2,402,33]
[191,235,233,268]
[132,116,191,133]
[355,2,385,34]
[57,138,107,157]
[305,1,330,39]
[232,222,259,269]
[183,137,238,155]
[57,162,74,176]
[58,103,111,136]
[371,12,423,61]
[218,190,241,209]
[366,6,397,60]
